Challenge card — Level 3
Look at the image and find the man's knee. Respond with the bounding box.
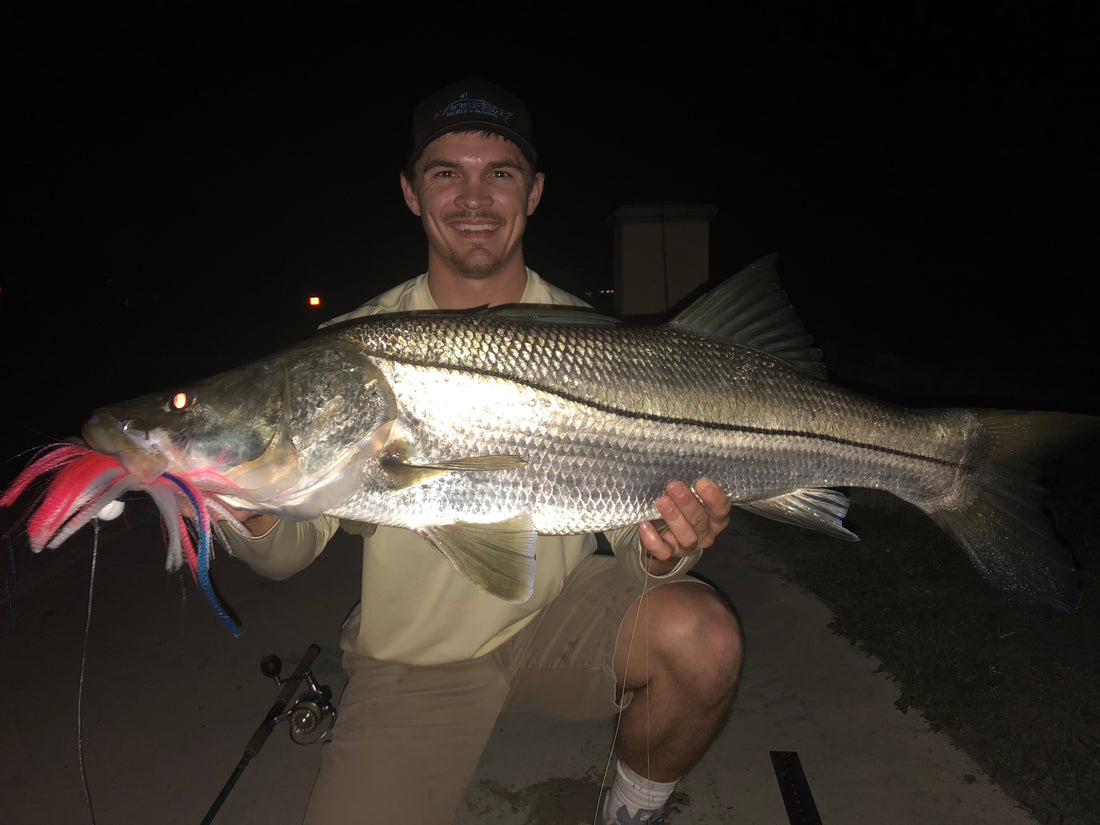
[648,582,743,696]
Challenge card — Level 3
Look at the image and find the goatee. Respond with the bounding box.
[447,247,504,280]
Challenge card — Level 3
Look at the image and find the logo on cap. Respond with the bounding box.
[434,92,514,125]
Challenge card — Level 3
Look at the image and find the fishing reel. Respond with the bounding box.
[202,645,338,824]
[260,651,337,744]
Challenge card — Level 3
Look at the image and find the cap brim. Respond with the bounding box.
[410,122,537,164]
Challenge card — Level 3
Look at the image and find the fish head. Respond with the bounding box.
[81,341,397,518]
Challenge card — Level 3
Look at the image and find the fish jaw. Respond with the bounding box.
[82,412,173,483]
[81,406,396,520]
[80,401,313,513]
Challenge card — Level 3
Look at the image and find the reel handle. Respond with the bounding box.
[260,654,282,680]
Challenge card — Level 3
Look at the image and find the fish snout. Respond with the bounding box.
[82,413,171,483]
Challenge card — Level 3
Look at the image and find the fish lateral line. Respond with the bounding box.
[366,352,972,473]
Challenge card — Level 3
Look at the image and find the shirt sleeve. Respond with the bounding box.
[603,524,703,585]
[220,515,341,580]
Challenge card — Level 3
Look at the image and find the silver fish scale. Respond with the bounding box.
[325,314,988,532]
[341,315,747,424]
[332,364,741,533]
[338,313,977,464]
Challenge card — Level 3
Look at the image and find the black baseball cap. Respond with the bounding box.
[408,78,537,165]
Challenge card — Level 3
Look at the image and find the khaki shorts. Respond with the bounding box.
[303,554,705,825]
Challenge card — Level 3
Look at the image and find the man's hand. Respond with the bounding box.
[638,478,731,572]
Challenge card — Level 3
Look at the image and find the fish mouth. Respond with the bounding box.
[82,412,170,483]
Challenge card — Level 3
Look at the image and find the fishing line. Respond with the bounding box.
[660,201,670,312]
[4,536,15,632]
[178,569,188,635]
[593,540,655,825]
[641,546,652,785]
[78,519,100,825]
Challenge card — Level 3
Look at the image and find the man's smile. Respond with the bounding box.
[447,214,504,237]
[452,222,499,232]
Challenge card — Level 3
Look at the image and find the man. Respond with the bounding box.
[224,79,742,825]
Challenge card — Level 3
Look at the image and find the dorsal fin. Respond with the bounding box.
[669,254,827,379]
[489,304,622,326]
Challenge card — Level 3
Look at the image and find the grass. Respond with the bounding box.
[751,450,1100,825]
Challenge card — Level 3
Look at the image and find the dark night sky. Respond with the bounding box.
[2,8,1098,470]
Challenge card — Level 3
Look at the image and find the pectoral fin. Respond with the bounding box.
[383,455,527,490]
[738,488,859,540]
[418,515,537,603]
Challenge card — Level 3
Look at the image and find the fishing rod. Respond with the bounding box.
[200,643,337,825]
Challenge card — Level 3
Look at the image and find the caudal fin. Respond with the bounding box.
[928,410,1098,616]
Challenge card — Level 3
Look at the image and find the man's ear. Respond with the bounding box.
[526,171,545,216]
[400,172,422,216]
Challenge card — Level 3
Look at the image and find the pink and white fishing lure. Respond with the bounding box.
[1,443,243,635]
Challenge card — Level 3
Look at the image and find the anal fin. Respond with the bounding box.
[739,488,858,540]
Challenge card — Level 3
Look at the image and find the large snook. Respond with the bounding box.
[76,256,1094,614]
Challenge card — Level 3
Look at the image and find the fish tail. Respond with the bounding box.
[927,410,1098,616]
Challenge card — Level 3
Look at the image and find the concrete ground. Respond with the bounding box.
[0,501,1038,824]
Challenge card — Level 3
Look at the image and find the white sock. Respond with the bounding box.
[603,759,677,823]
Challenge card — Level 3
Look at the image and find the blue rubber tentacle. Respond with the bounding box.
[163,474,240,637]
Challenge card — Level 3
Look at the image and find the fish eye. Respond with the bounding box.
[169,391,195,411]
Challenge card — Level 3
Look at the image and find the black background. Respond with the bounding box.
[3,7,1098,477]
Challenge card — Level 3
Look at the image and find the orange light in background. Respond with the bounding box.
[309,296,321,307]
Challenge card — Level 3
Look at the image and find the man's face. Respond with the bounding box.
[401,131,544,279]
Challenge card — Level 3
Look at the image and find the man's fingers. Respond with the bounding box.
[695,478,732,523]
[657,486,703,549]
[639,519,674,560]
[638,479,732,562]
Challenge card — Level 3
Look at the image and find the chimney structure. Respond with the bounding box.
[609,202,718,316]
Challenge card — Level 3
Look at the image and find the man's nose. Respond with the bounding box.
[455,178,492,209]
